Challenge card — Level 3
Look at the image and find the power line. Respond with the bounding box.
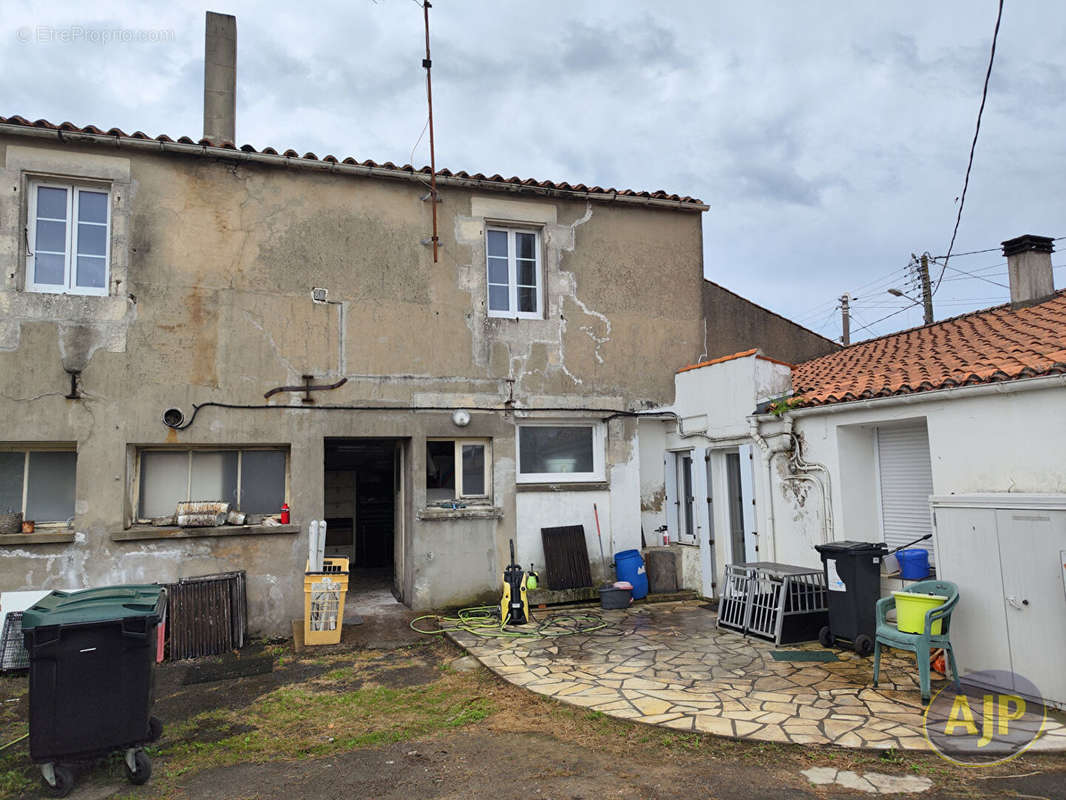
[940,262,1009,288]
[932,245,1001,259]
[932,0,1005,298]
[849,304,919,337]
[794,262,913,323]
[933,236,1064,261]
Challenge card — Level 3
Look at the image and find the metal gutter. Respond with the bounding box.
[759,372,1066,421]
[0,124,709,213]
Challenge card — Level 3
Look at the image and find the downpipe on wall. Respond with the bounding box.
[747,417,784,561]
[748,416,835,552]
[783,425,833,545]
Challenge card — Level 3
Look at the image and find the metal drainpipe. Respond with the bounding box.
[785,429,834,544]
[747,417,781,561]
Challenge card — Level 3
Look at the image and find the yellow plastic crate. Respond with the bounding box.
[303,557,350,645]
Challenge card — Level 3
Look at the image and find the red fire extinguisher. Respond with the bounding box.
[280,503,290,525]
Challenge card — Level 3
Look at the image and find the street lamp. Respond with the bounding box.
[887,288,921,304]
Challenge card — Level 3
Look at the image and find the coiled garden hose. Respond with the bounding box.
[0,733,27,753]
[410,605,615,639]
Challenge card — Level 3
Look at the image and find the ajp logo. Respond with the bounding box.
[923,671,1047,765]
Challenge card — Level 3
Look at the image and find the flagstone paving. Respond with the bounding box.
[448,602,1066,751]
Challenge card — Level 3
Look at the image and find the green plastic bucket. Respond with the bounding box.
[892,591,947,635]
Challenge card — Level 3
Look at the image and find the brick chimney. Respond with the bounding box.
[1002,234,1055,308]
[203,11,236,145]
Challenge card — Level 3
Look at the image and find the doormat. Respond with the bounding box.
[770,650,838,662]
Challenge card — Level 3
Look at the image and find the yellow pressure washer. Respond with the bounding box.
[500,539,530,625]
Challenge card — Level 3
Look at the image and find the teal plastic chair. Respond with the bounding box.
[872,579,959,704]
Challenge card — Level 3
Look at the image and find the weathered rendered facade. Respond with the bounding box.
[0,121,709,633]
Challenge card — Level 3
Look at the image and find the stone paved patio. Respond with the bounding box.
[449,602,1066,751]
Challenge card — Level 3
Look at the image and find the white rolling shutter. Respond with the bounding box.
[876,421,934,554]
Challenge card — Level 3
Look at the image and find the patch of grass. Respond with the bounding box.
[149,667,494,794]
[0,767,32,797]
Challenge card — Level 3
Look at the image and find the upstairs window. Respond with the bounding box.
[486,226,542,319]
[26,180,110,295]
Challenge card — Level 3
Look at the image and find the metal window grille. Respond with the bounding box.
[165,571,247,660]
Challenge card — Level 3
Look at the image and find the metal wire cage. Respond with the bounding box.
[717,565,756,633]
[0,611,29,671]
[717,563,829,645]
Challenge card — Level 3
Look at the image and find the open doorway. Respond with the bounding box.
[324,438,405,601]
[724,445,758,563]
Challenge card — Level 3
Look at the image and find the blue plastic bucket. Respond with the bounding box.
[614,549,649,599]
[897,549,930,580]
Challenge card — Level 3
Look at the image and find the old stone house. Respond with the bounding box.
[0,16,835,634]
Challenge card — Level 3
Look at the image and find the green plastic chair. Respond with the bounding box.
[872,579,960,704]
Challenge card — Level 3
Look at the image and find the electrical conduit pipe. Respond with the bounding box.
[748,417,786,562]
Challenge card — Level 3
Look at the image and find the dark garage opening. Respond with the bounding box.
[324,439,401,596]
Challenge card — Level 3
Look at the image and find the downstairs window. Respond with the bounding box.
[136,448,287,521]
[0,447,77,524]
[426,439,491,505]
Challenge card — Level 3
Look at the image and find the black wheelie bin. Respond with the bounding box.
[21,585,167,797]
[813,541,887,656]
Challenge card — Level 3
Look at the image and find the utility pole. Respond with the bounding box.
[918,253,934,325]
[839,293,851,346]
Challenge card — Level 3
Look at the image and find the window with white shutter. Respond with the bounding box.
[876,421,934,555]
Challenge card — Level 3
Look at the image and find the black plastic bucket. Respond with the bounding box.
[599,587,632,609]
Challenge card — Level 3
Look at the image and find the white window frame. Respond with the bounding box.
[133,447,290,522]
[426,438,492,502]
[486,225,543,319]
[674,450,697,545]
[515,422,605,484]
[0,444,77,526]
[26,178,111,296]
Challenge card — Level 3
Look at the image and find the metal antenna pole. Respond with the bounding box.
[422,2,439,263]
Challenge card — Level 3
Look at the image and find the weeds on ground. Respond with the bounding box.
[144,654,494,795]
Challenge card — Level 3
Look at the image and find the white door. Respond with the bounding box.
[663,452,679,544]
[932,505,1013,688]
[996,508,1066,704]
[877,421,935,556]
[725,447,757,563]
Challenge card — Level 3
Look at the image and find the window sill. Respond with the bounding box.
[516,481,609,492]
[417,506,503,522]
[0,531,76,546]
[111,524,300,542]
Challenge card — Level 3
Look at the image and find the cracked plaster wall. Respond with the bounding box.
[0,137,705,630]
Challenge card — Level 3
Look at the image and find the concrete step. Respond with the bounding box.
[528,586,699,608]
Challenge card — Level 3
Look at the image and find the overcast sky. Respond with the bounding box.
[6,1,1064,342]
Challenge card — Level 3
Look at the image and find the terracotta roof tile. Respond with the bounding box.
[0,115,705,207]
[792,291,1066,407]
[677,348,794,374]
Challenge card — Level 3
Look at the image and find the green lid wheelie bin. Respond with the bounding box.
[21,585,167,797]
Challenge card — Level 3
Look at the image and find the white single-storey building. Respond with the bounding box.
[641,233,1066,706]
